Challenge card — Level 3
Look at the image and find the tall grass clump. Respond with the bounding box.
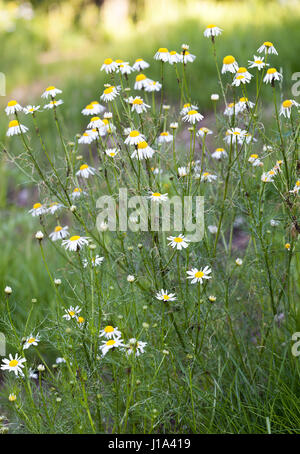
[0,25,299,434]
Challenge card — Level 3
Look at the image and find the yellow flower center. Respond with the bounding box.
[285,243,290,249]
[160,132,169,136]
[239,97,248,102]
[80,164,89,170]
[73,188,81,192]
[223,55,235,65]
[104,58,113,65]
[46,86,56,91]
[9,120,19,128]
[133,98,143,105]
[8,100,17,106]
[106,339,116,346]
[296,181,300,186]
[174,237,183,243]
[163,294,170,300]
[9,360,18,367]
[195,271,204,278]
[54,226,62,232]
[203,172,210,177]
[158,48,168,53]
[129,130,140,137]
[104,86,114,94]
[77,317,85,324]
[207,24,216,28]
[250,154,258,159]
[170,51,177,55]
[188,110,198,115]
[70,235,80,241]
[136,74,146,81]
[228,103,235,108]
[91,116,100,121]
[254,59,263,64]
[282,100,292,108]
[33,203,42,209]
[109,152,116,157]
[136,58,143,62]
[183,103,191,108]
[104,326,114,333]
[27,338,36,344]
[152,192,161,197]
[263,41,273,47]
[86,104,93,109]
[115,59,123,64]
[267,68,277,74]
[237,67,247,73]
[69,311,75,316]
[216,148,225,152]
[138,141,148,149]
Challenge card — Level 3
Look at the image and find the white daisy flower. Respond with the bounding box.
[119,62,134,75]
[99,326,122,340]
[41,86,62,99]
[76,164,96,179]
[49,225,69,241]
[100,85,120,102]
[131,141,154,159]
[105,148,119,158]
[248,154,263,167]
[23,105,40,115]
[81,102,105,116]
[83,255,104,268]
[29,368,38,379]
[178,166,188,177]
[23,333,40,350]
[6,120,28,136]
[5,100,23,115]
[180,103,198,116]
[156,289,177,302]
[168,50,181,64]
[248,55,268,70]
[71,187,86,199]
[186,266,212,284]
[261,170,276,183]
[208,225,218,234]
[124,129,145,145]
[196,127,213,137]
[158,131,173,143]
[47,202,63,214]
[204,24,223,38]
[212,148,228,160]
[224,128,247,145]
[290,180,300,195]
[62,235,89,251]
[179,51,196,64]
[279,99,299,118]
[200,172,217,182]
[132,58,150,71]
[235,67,253,81]
[87,116,104,129]
[182,109,204,124]
[125,339,147,357]
[100,338,124,356]
[63,306,81,320]
[129,96,151,114]
[1,354,26,377]
[44,99,64,109]
[224,102,240,117]
[237,97,255,112]
[144,80,162,92]
[263,68,282,84]
[148,191,168,202]
[232,74,249,87]
[134,73,150,90]
[167,234,190,250]
[28,202,47,217]
[221,55,239,74]
[154,47,170,62]
[78,131,96,144]
[257,41,278,55]
[100,58,118,73]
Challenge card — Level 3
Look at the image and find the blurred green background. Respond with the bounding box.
[0,0,300,322]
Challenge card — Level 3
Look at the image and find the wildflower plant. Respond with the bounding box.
[1,25,300,434]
